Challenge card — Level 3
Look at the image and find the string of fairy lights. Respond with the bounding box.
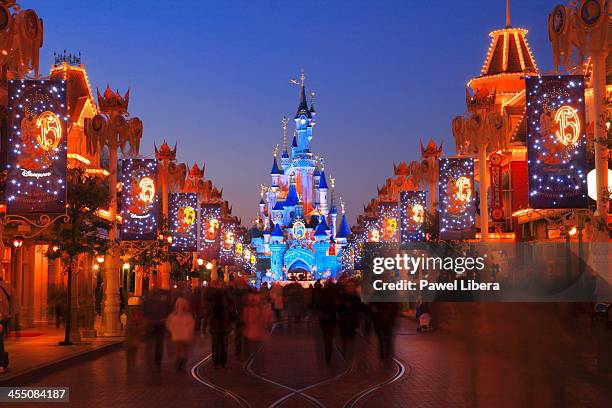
[7,79,68,214]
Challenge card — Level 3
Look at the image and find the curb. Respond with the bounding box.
[0,339,124,386]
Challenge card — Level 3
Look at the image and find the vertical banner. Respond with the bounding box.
[364,216,380,243]
[438,158,476,240]
[169,192,198,252]
[7,80,68,214]
[489,153,504,221]
[399,191,426,242]
[377,202,400,243]
[526,75,587,209]
[219,219,237,265]
[120,158,159,240]
[199,203,221,260]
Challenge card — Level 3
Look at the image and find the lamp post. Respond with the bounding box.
[84,86,143,337]
[549,0,609,217]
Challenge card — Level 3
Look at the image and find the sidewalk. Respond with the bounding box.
[0,325,123,384]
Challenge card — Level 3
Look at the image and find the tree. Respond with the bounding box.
[44,168,111,345]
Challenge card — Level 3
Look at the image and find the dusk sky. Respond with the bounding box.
[36,0,556,224]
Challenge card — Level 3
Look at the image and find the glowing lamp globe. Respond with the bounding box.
[122,263,131,271]
[587,169,612,201]
[12,238,23,248]
[96,256,105,263]
[197,258,204,266]
[206,262,213,270]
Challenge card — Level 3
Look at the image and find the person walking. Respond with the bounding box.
[317,281,337,366]
[0,276,13,373]
[243,293,272,355]
[209,291,231,368]
[165,297,195,372]
[270,282,284,323]
[143,287,172,368]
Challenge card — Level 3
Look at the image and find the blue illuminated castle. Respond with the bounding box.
[249,71,350,282]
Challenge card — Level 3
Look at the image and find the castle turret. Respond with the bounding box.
[329,199,338,238]
[318,170,329,215]
[270,155,282,190]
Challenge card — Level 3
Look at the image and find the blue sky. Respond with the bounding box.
[35,0,557,224]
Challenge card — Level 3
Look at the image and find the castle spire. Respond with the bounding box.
[505,0,511,28]
[281,115,288,151]
[294,68,311,119]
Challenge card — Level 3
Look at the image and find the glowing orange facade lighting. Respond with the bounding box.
[554,106,580,146]
[68,153,91,165]
[85,168,110,176]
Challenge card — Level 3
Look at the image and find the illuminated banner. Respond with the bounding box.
[489,153,504,221]
[219,219,237,265]
[7,80,68,214]
[169,193,198,252]
[199,203,221,259]
[400,191,426,242]
[526,75,588,209]
[438,158,476,240]
[121,159,159,240]
[377,201,399,243]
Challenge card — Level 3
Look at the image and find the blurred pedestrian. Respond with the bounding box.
[165,297,195,372]
[317,281,337,365]
[209,291,231,368]
[243,293,272,355]
[54,289,65,329]
[143,287,172,367]
[370,302,399,362]
[270,282,284,323]
[337,279,362,362]
[0,276,12,373]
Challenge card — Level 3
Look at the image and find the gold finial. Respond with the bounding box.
[340,197,345,214]
[310,90,315,104]
[273,144,278,158]
[300,68,305,87]
[320,156,325,171]
[281,115,288,150]
[330,173,335,189]
[260,184,268,197]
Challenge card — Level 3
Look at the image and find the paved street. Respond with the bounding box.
[4,314,611,408]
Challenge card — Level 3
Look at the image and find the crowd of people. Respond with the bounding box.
[128,276,401,373]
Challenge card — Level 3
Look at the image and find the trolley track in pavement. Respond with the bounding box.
[190,320,409,408]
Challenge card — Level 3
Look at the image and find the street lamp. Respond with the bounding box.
[197,258,204,266]
[11,237,23,248]
[122,262,131,271]
[96,255,105,264]
[205,262,213,270]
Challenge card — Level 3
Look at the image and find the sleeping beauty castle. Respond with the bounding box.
[249,71,350,282]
